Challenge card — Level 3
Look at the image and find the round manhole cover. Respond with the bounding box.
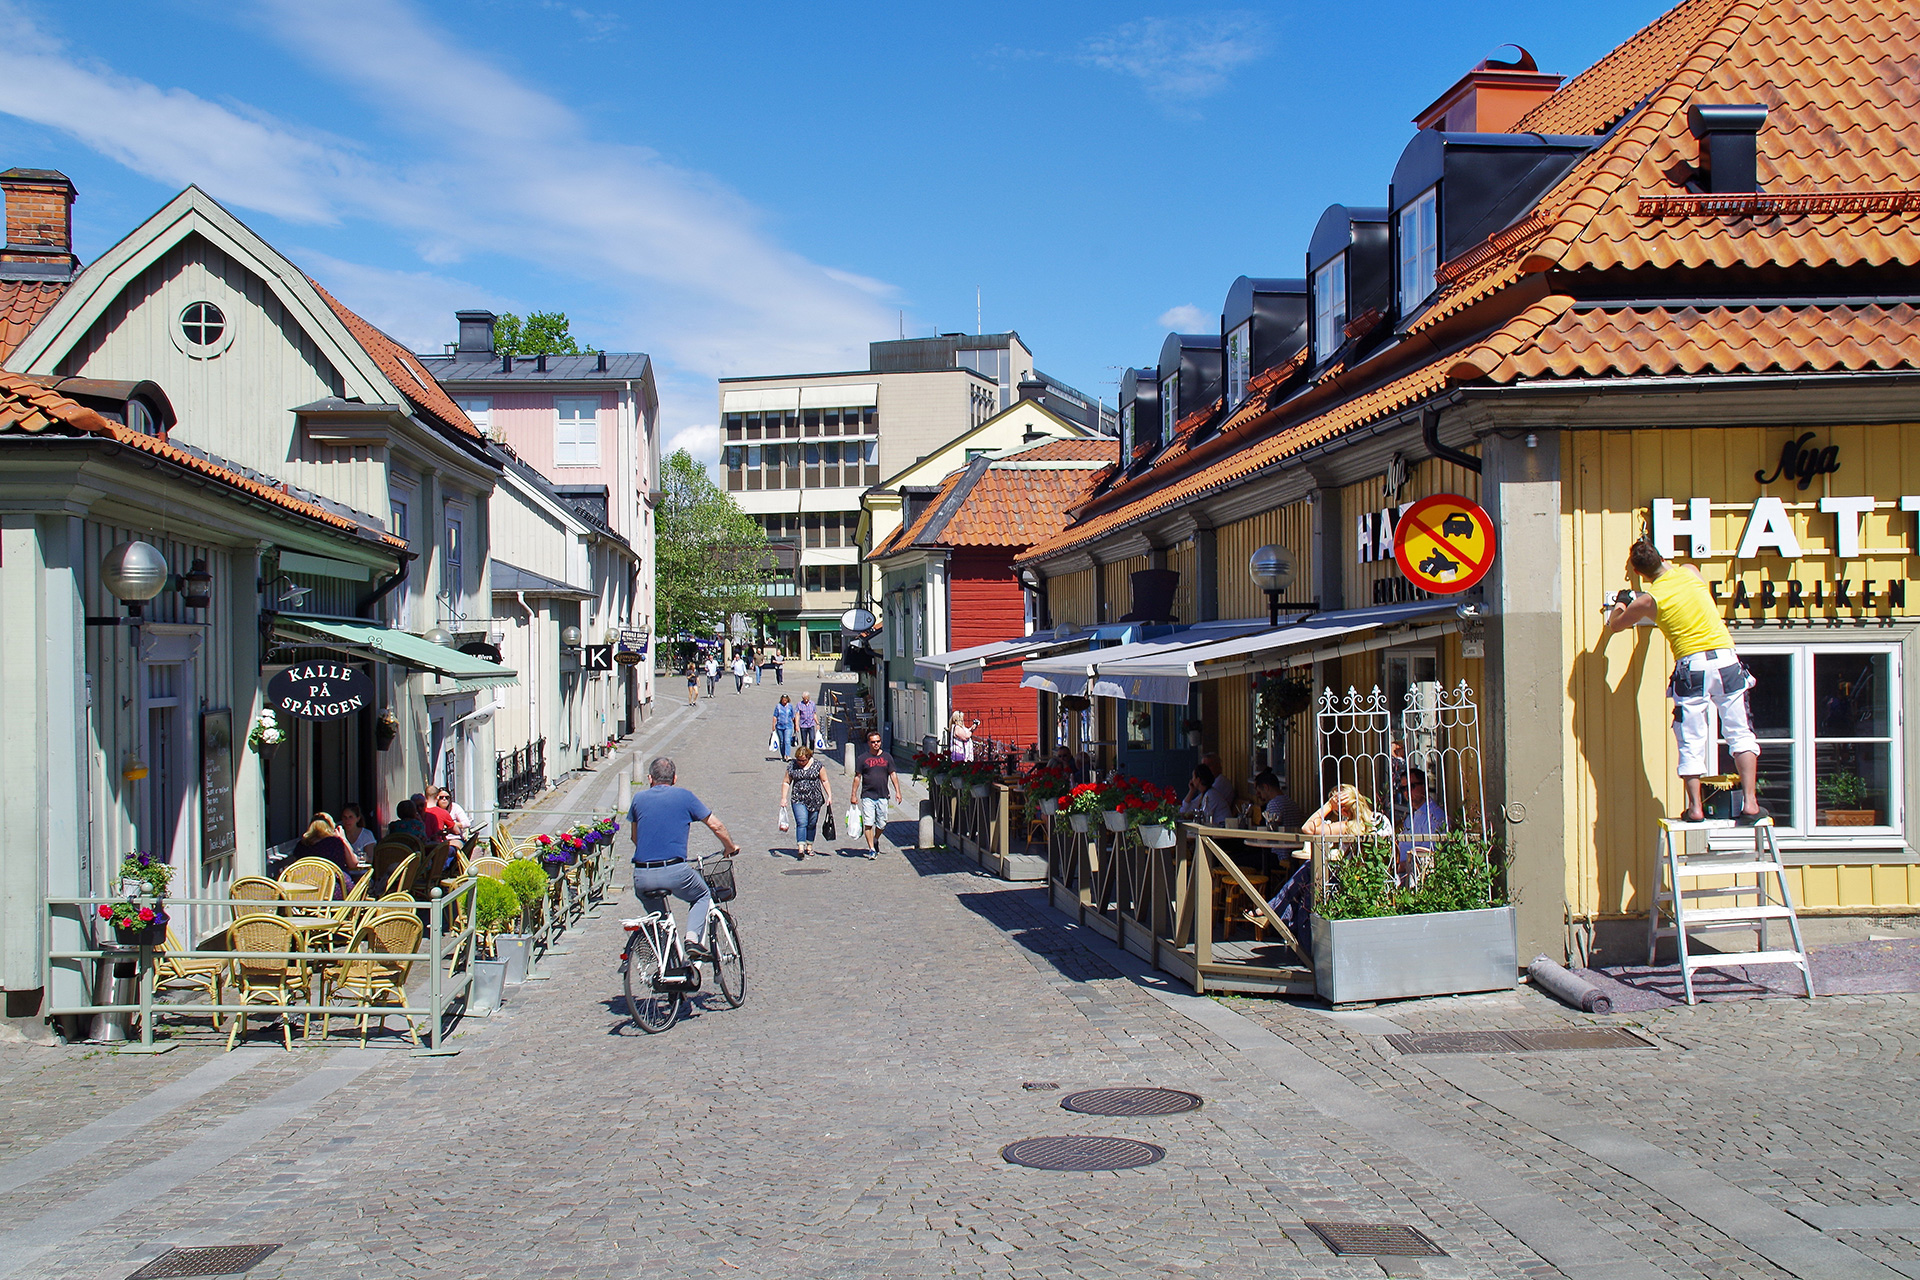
[781,868,830,876]
[1060,1087,1203,1116]
[1001,1135,1166,1171]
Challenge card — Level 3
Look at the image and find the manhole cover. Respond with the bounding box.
[781,868,830,876]
[1060,1087,1203,1116]
[1001,1136,1165,1171]
[1304,1222,1445,1257]
[1386,1028,1655,1055]
[128,1245,281,1279]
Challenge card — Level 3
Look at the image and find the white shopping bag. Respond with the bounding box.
[768,731,779,753]
[844,804,863,836]
[778,807,790,832]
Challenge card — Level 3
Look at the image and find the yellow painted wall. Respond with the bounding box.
[1048,568,1097,628]
[1339,454,1482,609]
[1218,503,1312,620]
[1101,555,1150,623]
[1564,425,1920,917]
[1167,539,1197,624]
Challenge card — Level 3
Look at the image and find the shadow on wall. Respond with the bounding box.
[1567,622,1660,963]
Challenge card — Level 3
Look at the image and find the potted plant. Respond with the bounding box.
[117,849,170,902]
[1254,672,1312,740]
[374,708,399,751]
[1818,772,1878,826]
[1100,776,1139,832]
[246,708,284,760]
[959,759,994,799]
[470,876,520,1012]
[1059,781,1105,834]
[98,900,168,948]
[1121,782,1181,848]
[1182,718,1204,748]
[1308,828,1516,1005]
[1025,764,1072,823]
[497,859,549,981]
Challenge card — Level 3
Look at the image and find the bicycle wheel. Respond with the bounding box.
[709,909,745,1008]
[623,924,681,1033]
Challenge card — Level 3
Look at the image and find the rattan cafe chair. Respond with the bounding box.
[225,914,311,1051]
[228,876,286,918]
[157,925,230,1028]
[381,852,421,897]
[469,857,508,880]
[282,856,344,900]
[324,910,425,1047]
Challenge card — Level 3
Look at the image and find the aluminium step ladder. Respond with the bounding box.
[1647,817,1814,1005]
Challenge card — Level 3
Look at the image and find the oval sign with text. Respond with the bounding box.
[267,661,374,720]
[1393,494,1496,594]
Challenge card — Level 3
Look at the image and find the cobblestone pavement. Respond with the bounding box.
[1,674,1915,1279]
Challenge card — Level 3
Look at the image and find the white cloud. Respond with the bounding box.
[664,422,719,473]
[297,251,511,352]
[0,0,896,408]
[1157,304,1214,332]
[1081,13,1270,103]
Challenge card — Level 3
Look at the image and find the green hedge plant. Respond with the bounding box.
[1320,829,1508,921]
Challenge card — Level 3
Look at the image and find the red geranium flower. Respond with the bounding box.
[138,907,155,923]
[97,905,112,919]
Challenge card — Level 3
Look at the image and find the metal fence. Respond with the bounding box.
[1314,682,1486,840]
[496,737,547,810]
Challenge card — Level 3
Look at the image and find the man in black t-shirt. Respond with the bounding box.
[855,732,901,859]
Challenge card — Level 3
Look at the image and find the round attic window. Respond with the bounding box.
[174,301,233,358]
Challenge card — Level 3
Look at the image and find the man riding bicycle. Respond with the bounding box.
[627,756,739,959]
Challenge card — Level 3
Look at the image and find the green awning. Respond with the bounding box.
[275,618,518,687]
[805,619,841,632]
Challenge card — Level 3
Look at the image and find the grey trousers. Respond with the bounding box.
[632,859,712,950]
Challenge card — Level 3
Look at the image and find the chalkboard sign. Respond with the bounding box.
[201,709,236,862]
[267,661,374,720]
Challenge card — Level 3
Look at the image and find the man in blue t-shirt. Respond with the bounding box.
[628,756,740,957]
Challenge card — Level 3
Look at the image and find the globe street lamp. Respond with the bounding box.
[1249,544,1317,628]
[100,540,169,620]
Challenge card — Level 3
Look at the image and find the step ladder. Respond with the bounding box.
[1647,817,1814,1005]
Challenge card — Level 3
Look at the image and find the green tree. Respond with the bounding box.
[656,448,770,640]
[494,311,583,356]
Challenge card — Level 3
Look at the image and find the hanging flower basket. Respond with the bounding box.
[1067,813,1092,834]
[1138,823,1177,849]
[1101,810,1129,832]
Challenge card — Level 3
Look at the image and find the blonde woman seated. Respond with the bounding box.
[1242,785,1388,958]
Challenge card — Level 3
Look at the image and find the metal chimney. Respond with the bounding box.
[1688,104,1768,194]
[455,309,497,355]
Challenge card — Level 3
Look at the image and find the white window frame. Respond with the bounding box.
[1398,187,1439,318]
[389,495,410,544]
[443,504,465,606]
[1714,640,1904,847]
[1120,402,1135,458]
[1225,320,1252,408]
[1313,255,1346,362]
[456,396,492,435]
[1160,370,1178,446]
[555,396,601,467]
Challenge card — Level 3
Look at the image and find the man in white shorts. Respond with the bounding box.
[855,731,901,859]
[1607,538,1765,825]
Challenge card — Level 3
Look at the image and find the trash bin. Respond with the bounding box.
[88,945,137,1044]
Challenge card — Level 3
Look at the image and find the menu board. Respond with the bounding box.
[200,709,236,862]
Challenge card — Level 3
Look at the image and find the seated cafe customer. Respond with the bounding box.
[1244,785,1389,960]
[388,799,428,844]
[1178,763,1233,825]
[298,813,362,891]
[1254,770,1304,829]
[1396,769,1448,877]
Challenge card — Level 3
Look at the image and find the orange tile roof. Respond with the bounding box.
[1469,303,1920,381]
[998,437,1120,463]
[307,278,478,438]
[876,441,1117,557]
[0,278,67,361]
[0,369,405,549]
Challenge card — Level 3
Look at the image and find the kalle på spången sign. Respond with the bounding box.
[267,662,373,720]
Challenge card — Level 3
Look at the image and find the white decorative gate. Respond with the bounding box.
[1314,682,1485,839]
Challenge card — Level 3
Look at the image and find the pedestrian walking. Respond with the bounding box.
[855,731,901,859]
[770,650,784,685]
[731,653,746,693]
[772,695,796,761]
[704,654,718,696]
[684,658,699,706]
[780,743,833,858]
[796,692,819,751]
[746,652,759,685]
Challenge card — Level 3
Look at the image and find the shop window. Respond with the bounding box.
[1718,644,1903,835]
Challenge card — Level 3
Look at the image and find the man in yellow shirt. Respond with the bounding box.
[1607,538,1766,825]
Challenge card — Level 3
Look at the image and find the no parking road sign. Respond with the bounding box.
[1393,494,1496,594]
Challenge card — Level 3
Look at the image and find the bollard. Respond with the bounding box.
[917,797,935,850]
[1528,954,1612,1014]
[845,741,856,778]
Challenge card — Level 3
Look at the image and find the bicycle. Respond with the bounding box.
[619,853,745,1032]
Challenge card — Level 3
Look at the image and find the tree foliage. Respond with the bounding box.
[656,448,769,640]
[494,311,583,356]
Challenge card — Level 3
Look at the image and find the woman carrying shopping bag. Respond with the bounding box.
[771,695,796,761]
[779,744,832,858]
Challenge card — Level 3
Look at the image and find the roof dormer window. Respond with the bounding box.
[1160,370,1178,445]
[1120,401,1136,458]
[1313,256,1347,362]
[1224,320,1252,408]
[1397,187,1438,318]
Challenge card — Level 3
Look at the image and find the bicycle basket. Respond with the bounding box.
[697,854,738,903]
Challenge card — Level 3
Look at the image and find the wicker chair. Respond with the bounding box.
[380,852,420,897]
[277,877,325,906]
[315,871,376,949]
[324,911,425,1047]
[281,856,343,900]
[383,831,424,852]
[469,857,508,880]
[226,914,310,1051]
[228,876,285,918]
[157,925,229,1027]
[368,845,413,890]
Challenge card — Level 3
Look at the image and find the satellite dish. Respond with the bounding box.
[1248,545,1295,594]
[840,607,877,632]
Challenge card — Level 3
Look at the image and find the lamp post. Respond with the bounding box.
[1249,545,1317,628]
[98,541,169,621]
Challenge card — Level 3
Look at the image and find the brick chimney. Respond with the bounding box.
[0,169,77,275]
[1413,47,1562,134]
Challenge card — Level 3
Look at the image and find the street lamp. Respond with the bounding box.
[561,625,582,649]
[100,540,169,619]
[1248,544,1316,628]
[423,626,456,648]
[176,558,213,610]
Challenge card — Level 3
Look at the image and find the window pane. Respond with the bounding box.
[1719,736,1799,828]
[1743,653,1794,740]
[1126,704,1151,749]
[1814,651,1890,739]
[804,443,821,466]
[1816,740,1892,826]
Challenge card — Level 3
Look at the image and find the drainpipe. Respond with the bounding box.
[1422,406,1482,475]
[358,557,410,618]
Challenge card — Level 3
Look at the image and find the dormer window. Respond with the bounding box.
[1313,256,1347,361]
[1398,187,1438,317]
[1224,321,1251,408]
[1160,371,1178,445]
[1120,402,1136,458]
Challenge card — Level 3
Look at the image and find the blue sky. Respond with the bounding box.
[0,0,1669,470]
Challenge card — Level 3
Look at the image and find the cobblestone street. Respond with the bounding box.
[2,675,1916,1280]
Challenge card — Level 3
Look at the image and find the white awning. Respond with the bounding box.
[1021,619,1271,697]
[914,631,1086,685]
[799,383,879,408]
[721,388,801,413]
[1094,600,1470,704]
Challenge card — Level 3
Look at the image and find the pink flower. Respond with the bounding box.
[138,907,155,923]
[98,905,112,919]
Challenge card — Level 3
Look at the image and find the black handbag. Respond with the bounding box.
[822,807,837,841]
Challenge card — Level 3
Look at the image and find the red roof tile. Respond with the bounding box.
[998,437,1120,463]
[0,278,66,361]
[0,368,405,548]
[876,441,1116,557]
[307,279,477,438]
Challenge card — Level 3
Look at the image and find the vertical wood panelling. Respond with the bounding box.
[1167,539,1197,623]
[1217,503,1311,619]
[1339,452,1481,609]
[1101,555,1149,623]
[1047,568,1097,627]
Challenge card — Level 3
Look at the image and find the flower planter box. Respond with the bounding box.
[496,934,534,984]
[1101,810,1129,833]
[969,783,990,799]
[1309,906,1517,1006]
[470,959,508,1013]
[1067,813,1092,834]
[1137,823,1176,849]
[1038,799,1058,820]
[1819,808,1878,827]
